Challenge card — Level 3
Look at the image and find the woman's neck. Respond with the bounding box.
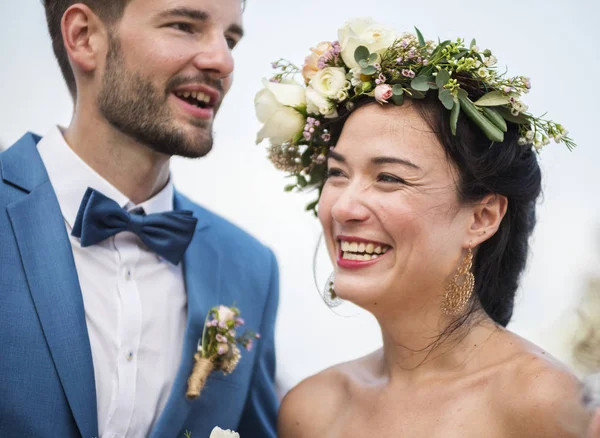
[376,309,501,384]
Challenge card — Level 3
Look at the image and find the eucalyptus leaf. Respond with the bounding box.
[368,53,378,63]
[362,65,377,75]
[354,46,370,64]
[450,98,460,135]
[415,27,426,47]
[435,69,450,87]
[392,93,405,105]
[438,89,455,110]
[392,84,404,96]
[284,184,296,192]
[473,91,511,107]
[359,59,369,69]
[457,89,468,100]
[411,75,432,92]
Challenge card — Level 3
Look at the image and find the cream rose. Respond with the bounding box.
[302,41,333,83]
[209,426,240,438]
[306,87,338,118]
[309,67,347,101]
[338,18,398,70]
[255,79,306,145]
[217,305,236,323]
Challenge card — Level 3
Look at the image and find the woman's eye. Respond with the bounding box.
[170,23,194,33]
[377,173,405,184]
[325,168,345,179]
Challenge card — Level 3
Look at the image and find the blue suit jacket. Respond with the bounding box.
[0,133,279,438]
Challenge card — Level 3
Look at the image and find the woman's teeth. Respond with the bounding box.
[340,240,390,261]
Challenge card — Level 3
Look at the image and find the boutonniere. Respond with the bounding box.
[186,305,260,399]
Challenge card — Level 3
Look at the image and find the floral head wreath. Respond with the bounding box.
[254,18,575,215]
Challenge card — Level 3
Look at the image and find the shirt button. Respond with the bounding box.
[125,268,132,280]
[127,351,134,361]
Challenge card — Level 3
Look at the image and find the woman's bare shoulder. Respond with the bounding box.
[492,333,586,437]
[277,356,370,438]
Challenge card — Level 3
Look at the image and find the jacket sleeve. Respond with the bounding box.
[237,248,280,437]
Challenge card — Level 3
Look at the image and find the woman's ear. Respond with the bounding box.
[465,194,508,247]
[61,4,107,76]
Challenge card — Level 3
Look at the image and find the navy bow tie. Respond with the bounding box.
[72,188,198,265]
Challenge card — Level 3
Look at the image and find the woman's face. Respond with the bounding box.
[318,103,475,313]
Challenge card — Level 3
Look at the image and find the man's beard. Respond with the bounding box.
[98,35,218,158]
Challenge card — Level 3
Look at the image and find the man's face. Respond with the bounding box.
[97,0,243,158]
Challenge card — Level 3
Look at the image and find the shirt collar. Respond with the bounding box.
[37,125,173,229]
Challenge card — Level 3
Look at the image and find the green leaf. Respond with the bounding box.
[411,75,432,92]
[481,107,508,132]
[473,91,511,107]
[305,200,318,212]
[392,93,404,105]
[438,89,455,110]
[454,49,469,59]
[368,53,378,63]
[297,175,308,188]
[457,89,468,100]
[435,69,450,88]
[415,27,426,47]
[496,106,530,125]
[407,89,425,99]
[392,84,404,96]
[450,98,460,135]
[358,59,369,69]
[354,46,370,64]
[470,38,477,49]
[284,184,296,192]
[458,95,504,143]
[483,49,492,57]
[301,147,312,166]
[361,65,377,75]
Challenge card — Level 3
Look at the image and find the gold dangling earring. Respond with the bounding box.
[442,246,475,316]
[323,272,343,308]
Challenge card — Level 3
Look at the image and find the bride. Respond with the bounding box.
[255,18,592,437]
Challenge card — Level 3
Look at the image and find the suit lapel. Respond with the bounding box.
[150,193,222,437]
[3,134,98,437]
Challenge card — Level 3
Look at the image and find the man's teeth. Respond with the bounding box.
[340,240,390,261]
[175,90,210,104]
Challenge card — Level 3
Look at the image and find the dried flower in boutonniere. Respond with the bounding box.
[186,305,260,400]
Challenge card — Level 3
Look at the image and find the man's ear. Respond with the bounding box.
[465,193,508,247]
[61,4,108,76]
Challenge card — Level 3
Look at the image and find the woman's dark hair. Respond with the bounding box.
[413,94,542,327]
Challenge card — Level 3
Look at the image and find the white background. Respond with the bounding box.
[1,0,599,394]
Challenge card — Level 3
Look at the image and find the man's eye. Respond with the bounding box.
[170,23,194,33]
[226,37,238,50]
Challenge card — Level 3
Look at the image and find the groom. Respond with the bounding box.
[0,0,279,437]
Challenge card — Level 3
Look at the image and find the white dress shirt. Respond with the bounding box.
[37,126,188,438]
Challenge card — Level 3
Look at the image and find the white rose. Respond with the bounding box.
[255,79,306,145]
[305,87,338,118]
[217,306,236,323]
[209,426,240,438]
[338,18,398,70]
[309,67,347,100]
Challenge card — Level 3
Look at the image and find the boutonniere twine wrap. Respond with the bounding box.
[254,17,576,216]
[186,305,259,400]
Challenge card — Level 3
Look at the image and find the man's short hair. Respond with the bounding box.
[42,0,131,97]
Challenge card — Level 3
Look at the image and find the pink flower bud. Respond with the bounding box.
[374,84,393,104]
